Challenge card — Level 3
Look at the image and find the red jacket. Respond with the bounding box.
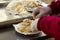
[49,0,60,15]
[37,0,60,40]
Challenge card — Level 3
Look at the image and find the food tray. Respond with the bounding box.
[0,2,48,25]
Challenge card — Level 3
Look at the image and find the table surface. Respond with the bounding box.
[0,25,50,40]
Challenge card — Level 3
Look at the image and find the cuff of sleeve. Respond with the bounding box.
[34,18,40,31]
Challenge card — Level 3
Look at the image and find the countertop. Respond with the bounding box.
[0,25,50,40]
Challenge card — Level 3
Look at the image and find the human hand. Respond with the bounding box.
[32,6,51,19]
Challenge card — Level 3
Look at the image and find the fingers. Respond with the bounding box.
[32,6,51,19]
[32,6,41,19]
[35,13,41,18]
[33,6,41,15]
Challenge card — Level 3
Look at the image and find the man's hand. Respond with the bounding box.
[33,6,41,19]
[33,6,51,19]
[31,6,51,32]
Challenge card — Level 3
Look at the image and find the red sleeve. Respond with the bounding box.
[48,0,60,15]
[37,16,60,40]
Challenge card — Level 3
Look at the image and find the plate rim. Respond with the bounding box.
[13,24,41,35]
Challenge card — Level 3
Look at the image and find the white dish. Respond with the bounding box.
[6,0,41,17]
[13,24,40,35]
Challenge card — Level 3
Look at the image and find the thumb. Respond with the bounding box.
[36,13,41,18]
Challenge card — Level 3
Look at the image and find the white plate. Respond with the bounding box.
[6,1,48,17]
[13,24,40,35]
